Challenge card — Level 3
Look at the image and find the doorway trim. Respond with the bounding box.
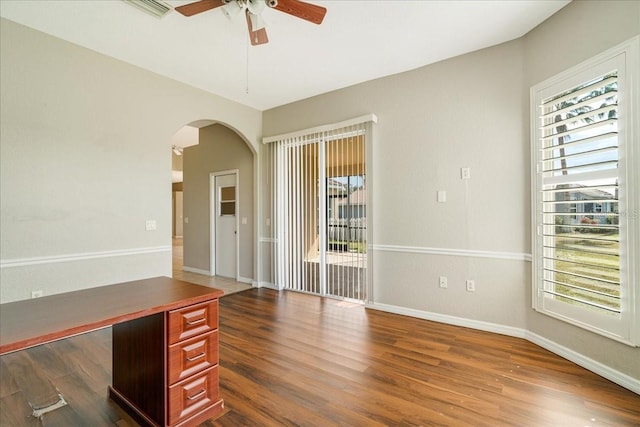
[210,169,240,278]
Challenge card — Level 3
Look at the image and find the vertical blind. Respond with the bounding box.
[538,72,621,315]
[264,118,372,302]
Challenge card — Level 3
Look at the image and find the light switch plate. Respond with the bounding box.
[439,276,448,288]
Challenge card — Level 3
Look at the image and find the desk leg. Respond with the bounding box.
[110,313,165,426]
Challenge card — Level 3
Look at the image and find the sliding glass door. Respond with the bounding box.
[324,136,366,300]
[269,120,370,302]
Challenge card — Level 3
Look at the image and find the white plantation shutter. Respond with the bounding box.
[531,38,639,345]
[539,73,620,314]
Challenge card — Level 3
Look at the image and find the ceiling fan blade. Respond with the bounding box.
[245,11,269,45]
[272,0,326,25]
[175,0,224,17]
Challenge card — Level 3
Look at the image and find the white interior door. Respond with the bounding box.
[213,172,237,279]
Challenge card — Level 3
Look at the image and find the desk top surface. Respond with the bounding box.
[0,277,223,355]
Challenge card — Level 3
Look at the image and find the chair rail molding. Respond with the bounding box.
[372,244,532,262]
[0,246,172,269]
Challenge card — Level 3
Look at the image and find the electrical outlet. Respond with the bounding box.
[461,167,471,179]
[439,276,448,288]
[466,280,475,292]
[31,290,43,298]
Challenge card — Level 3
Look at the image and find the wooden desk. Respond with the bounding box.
[0,276,225,427]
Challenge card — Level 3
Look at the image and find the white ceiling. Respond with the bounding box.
[0,0,569,111]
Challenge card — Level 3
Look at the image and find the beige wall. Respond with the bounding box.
[262,1,639,382]
[264,38,529,324]
[1,0,638,387]
[182,124,254,281]
[173,191,183,238]
[172,151,184,172]
[523,0,640,381]
[0,18,261,302]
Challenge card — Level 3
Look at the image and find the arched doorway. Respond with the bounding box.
[171,121,256,295]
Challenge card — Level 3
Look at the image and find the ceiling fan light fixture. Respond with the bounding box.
[266,0,278,8]
[221,1,243,20]
[247,0,266,15]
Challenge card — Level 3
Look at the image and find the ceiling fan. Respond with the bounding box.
[175,0,327,46]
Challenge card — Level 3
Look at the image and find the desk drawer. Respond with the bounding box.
[168,300,218,344]
[168,330,218,385]
[168,365,219,426]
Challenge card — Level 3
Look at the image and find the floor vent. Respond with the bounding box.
[122,0,173,18]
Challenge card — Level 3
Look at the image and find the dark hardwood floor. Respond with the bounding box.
[1,288,639,426]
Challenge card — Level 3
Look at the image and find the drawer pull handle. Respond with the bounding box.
[186,352,206,362]
[187,389,206,401]
[186,317,206,326]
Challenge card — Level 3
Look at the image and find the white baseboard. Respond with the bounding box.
[367,302,526,339]
[182,266,211,276]
[257,281,279,290]
[181,271,255,285]
[524,331,640,395]
[367,302,639,395]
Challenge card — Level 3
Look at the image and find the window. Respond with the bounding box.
[531,37,639,345]
[219,186,235,216]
